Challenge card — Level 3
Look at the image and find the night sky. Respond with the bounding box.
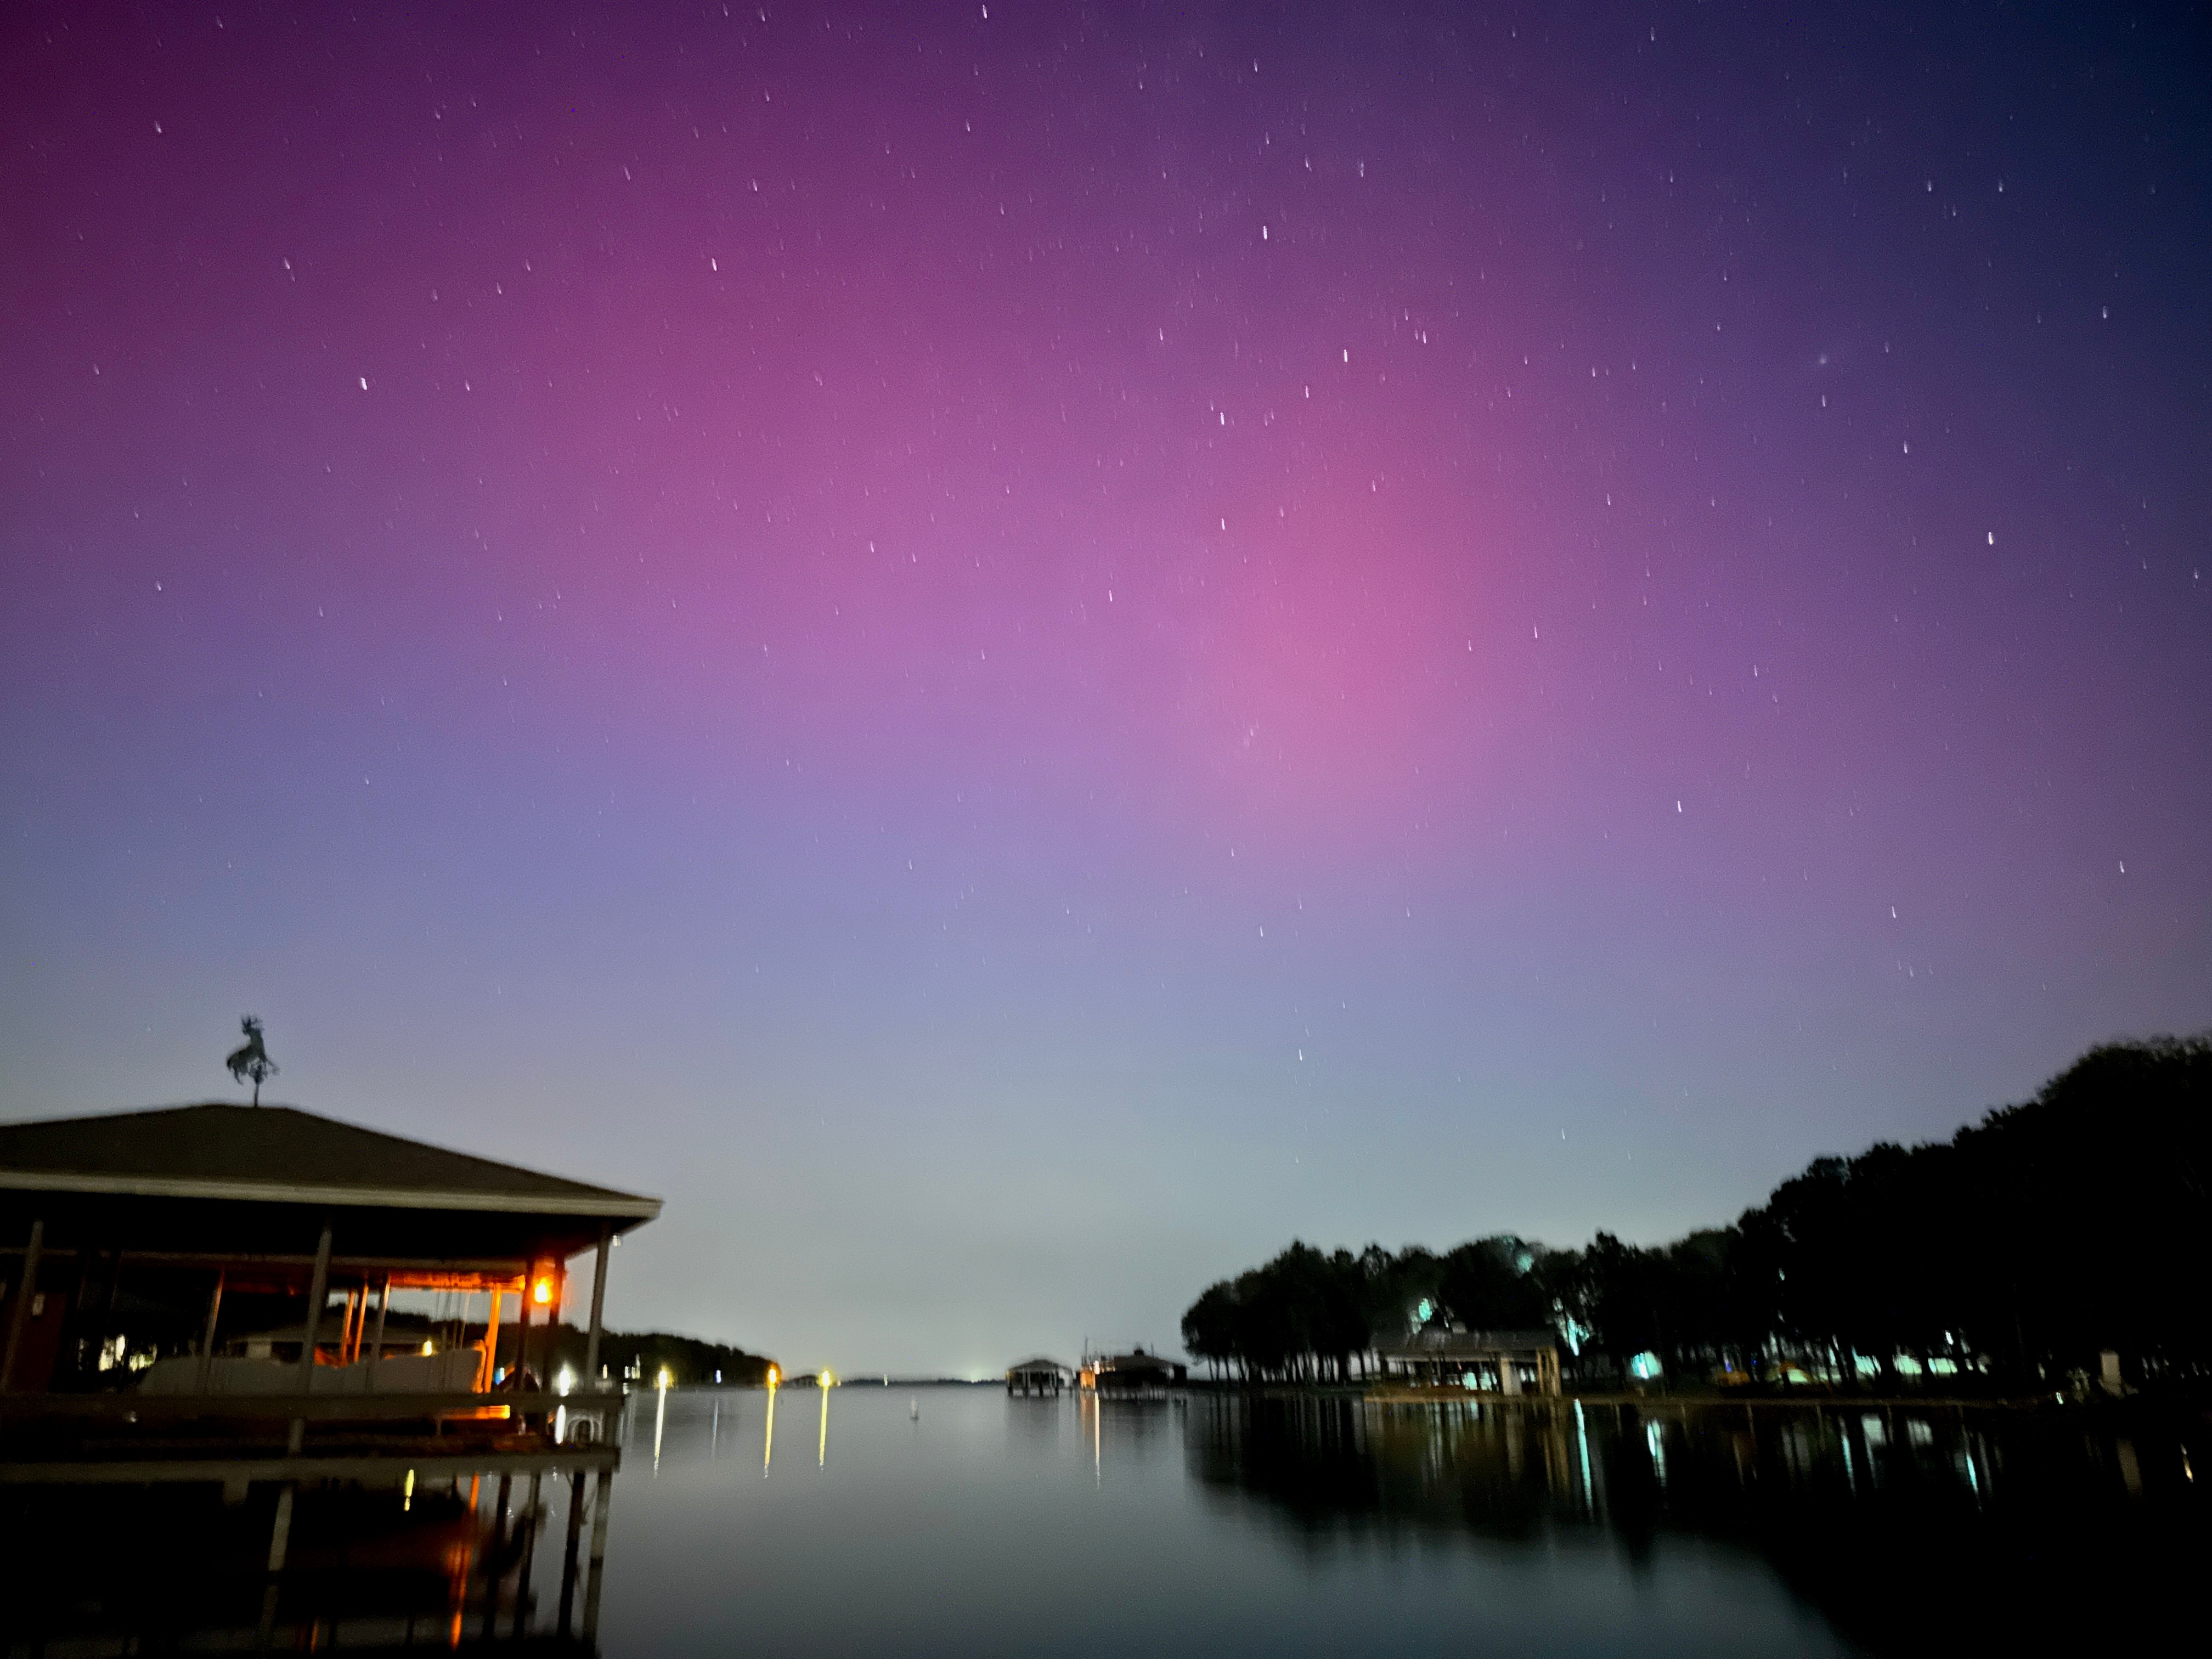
[4,3,2207,1375]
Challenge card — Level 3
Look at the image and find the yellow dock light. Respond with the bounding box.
[421,1340,436,1355]
[657,1366,672,1390]
[819,1369,836,1388]
[765,1364,780,1388]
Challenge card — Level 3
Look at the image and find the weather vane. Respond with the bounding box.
[225,1015,278,1105]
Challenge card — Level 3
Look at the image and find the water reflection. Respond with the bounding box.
[21,1390,2194,1657]
[1183,1396,2208,1654]
[0,1459,612,1654]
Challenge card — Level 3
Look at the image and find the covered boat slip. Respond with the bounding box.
[0,1102,662,1651]
[0,1103,660,1436]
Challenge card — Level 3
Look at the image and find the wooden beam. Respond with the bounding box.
[0,1446,620,1485]
[582,1468,614,1639]
[366,1274,390,1389]
[0,1169,660,1219]
[196,1269,225,1392]
[0,1218,43,1393]
[0,1387,585,1422]
[288,1221,332,1453]
[584,1224,610,1386]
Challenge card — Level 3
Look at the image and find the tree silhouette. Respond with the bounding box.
[225,1015,278,1105]
[1184,1035,2211,1389]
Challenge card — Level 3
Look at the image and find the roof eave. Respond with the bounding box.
[0,1169,661,1221]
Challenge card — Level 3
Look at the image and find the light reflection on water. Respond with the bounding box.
[590,1386,2205,1657]
[17,1390,2182,1656]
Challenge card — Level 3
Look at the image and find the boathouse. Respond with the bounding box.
[0,1097,659,1654]
[1080,1346,1186,1394]
[0,1099,665,1649]
[1375,1328,1563,1395]
[1005,1357,1072,1396]
[0,1101,659,1407]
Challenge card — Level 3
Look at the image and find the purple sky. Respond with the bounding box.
[4,3,2207,1375]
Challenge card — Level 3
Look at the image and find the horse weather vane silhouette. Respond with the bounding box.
[225,1015,279,1106]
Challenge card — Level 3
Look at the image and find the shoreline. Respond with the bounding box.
[1153,1380,2194,1418]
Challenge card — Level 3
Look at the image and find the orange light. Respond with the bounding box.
[532,1277,554,1306]
[765,1364,780,1388]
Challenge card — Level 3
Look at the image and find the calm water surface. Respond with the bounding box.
[577,1386,2203,1657]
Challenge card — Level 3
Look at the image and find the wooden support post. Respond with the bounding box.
[474,1288,494,1394]
[555,1264,568,1377]
[258,1482,296,1646]
[365,1274,390,1391]
[266,1483,295,1571]
[196,1269,225,1393]
[585,1224,611,1389]
[296,1223,332,1387]
[557,1469,586,1636]
[484,1472,514,1638]
[485,1285,504,1386]
[512,1470,543,1640]
[581,1468,613,1640]
[516,1280,534,1392]
[2,1218,45,1393]
[289,1221,332,1454]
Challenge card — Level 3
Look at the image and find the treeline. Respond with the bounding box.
[528,1322,776,1387]
[1183,1036,2210,1387]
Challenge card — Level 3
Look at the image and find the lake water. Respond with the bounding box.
[4,1385,2198,1654]
[574,1385,2204,1657]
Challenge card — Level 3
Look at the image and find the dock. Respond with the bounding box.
[0,1101,663,1651]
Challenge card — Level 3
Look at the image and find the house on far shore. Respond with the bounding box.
[1079,1346,1186,1394]
[1375,1328,1562,1396]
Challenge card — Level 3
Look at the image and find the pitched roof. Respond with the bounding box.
[0,1103,660,1221]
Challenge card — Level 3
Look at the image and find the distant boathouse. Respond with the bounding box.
[1080,1346,1186,1395]
[1005,1357,1073,1396]
[1375,1328,1564,1395]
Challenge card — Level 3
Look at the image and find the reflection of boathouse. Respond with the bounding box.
[1005,1357,1073,1396]
[0,1101,661,1649]
[1375,1329,1563,1395]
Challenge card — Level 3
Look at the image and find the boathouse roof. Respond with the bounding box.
[0,1102,659,1276]
[0,1103,657,1217]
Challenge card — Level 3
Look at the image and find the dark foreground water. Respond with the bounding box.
[3,1386,2202,1655]
[590,1385,2203,1657]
